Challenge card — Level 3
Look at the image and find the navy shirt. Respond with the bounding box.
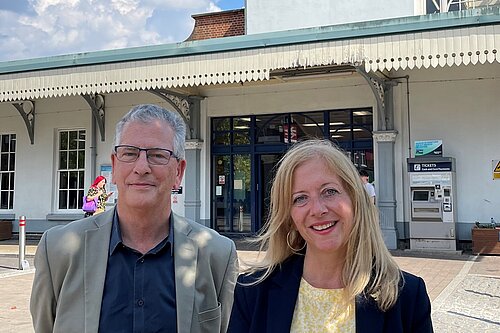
[98,211,177,333]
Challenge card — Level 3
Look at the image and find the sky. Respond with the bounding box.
[0,0,245,63]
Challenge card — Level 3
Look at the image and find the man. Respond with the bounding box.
[359,169,376,204]
[31,104,239,333]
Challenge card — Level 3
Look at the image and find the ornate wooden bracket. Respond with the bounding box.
[354,66,388,130]
[82,94,105,142]
[12,101,35,144]
[149,89,204,140]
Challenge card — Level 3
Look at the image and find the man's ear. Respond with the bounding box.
[110,154,117,184]
[174,159,187,189]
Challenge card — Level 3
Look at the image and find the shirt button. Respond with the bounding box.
[137,299,144,307]
[140,258,145,263]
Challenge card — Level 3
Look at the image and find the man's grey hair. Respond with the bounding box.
[114,104,186,159]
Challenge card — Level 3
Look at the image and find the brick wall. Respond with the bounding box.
[185,9,245,41]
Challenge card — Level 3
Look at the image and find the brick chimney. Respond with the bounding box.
[185,9,245,41]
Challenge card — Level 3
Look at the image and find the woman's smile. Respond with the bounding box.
[310,221,338,232]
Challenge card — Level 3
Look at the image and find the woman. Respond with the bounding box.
[84,175,113,217]
[228,139,433,332]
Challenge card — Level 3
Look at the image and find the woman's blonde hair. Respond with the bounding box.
[245,139,401,311]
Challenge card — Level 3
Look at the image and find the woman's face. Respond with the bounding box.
[97,179,106,188]
[290,158,354,256]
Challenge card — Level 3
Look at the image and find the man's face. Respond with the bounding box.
[111,120,186,212]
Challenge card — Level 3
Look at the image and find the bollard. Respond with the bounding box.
[239,206,244,232]
[18,216,30,270]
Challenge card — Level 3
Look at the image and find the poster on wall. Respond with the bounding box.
[493,160,500,180]
[100,165,117,203]
[415,140,443,157]
[283,124,297,143]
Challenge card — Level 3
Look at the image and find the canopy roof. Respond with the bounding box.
[0,7,498,102]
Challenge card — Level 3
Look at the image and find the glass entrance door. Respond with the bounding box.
[213,154,251,233]
[213,153,282,234]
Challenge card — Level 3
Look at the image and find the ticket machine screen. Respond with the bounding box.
[411,188,441,220]
[413,190,430,201]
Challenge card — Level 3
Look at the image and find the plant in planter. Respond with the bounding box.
[474,220,499,229]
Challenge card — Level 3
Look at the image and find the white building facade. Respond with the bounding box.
[0,1,499,250]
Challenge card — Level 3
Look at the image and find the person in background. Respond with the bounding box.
[359,169,376,205]
[84,175,113,217]
[228,139,432,333]
[31,104,239,333]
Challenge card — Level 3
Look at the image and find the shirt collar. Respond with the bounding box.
[109,209,174,256]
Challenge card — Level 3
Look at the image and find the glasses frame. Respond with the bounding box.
[114,145,178,165]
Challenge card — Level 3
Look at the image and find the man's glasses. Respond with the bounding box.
[114,145,178,165]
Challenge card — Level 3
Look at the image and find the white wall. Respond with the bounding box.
[393,62,500,238]
[246,0,416,34]
[6,97,90,219]
[201,75,373,116]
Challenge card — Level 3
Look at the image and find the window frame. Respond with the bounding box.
[56,129,86,211]
[0,133,16,210]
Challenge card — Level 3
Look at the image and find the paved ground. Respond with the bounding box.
[1,241,499,332]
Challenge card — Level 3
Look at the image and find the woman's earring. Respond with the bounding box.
[286,229,306,253]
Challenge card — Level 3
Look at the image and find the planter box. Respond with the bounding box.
[472,228,500,255]
[0,220,12,240]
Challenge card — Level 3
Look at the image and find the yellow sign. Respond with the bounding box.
[494,160,500,180]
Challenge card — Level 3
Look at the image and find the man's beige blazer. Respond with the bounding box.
[30,208,238,333]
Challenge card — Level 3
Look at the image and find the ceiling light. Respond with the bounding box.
[353,111,372,116]
[330,128,363,132]
[303,122,345,127]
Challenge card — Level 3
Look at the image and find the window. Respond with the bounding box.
[0,134,16,209]
[57,130,85,210]
[425,0,497,14]
[329,108,374,171]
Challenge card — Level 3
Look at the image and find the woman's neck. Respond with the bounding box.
[302,250,346,289]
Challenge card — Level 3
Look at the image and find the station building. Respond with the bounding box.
[0,0,499,250]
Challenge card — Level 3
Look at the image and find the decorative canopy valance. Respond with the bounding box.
[0,24,498,102]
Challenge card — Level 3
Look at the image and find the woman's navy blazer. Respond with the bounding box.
[228,255,433,333]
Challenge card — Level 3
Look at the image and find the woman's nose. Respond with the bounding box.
[311,197,328,216]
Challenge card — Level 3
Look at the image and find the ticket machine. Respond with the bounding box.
[407,157,457,251]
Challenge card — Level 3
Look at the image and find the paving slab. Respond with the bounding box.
[0,241,499,333]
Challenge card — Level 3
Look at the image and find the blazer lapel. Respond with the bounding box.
[267,256,304,332]
[84,209,114,333]
[253,254,386,333]
[355,294,384,333]
[173,214,197,333]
